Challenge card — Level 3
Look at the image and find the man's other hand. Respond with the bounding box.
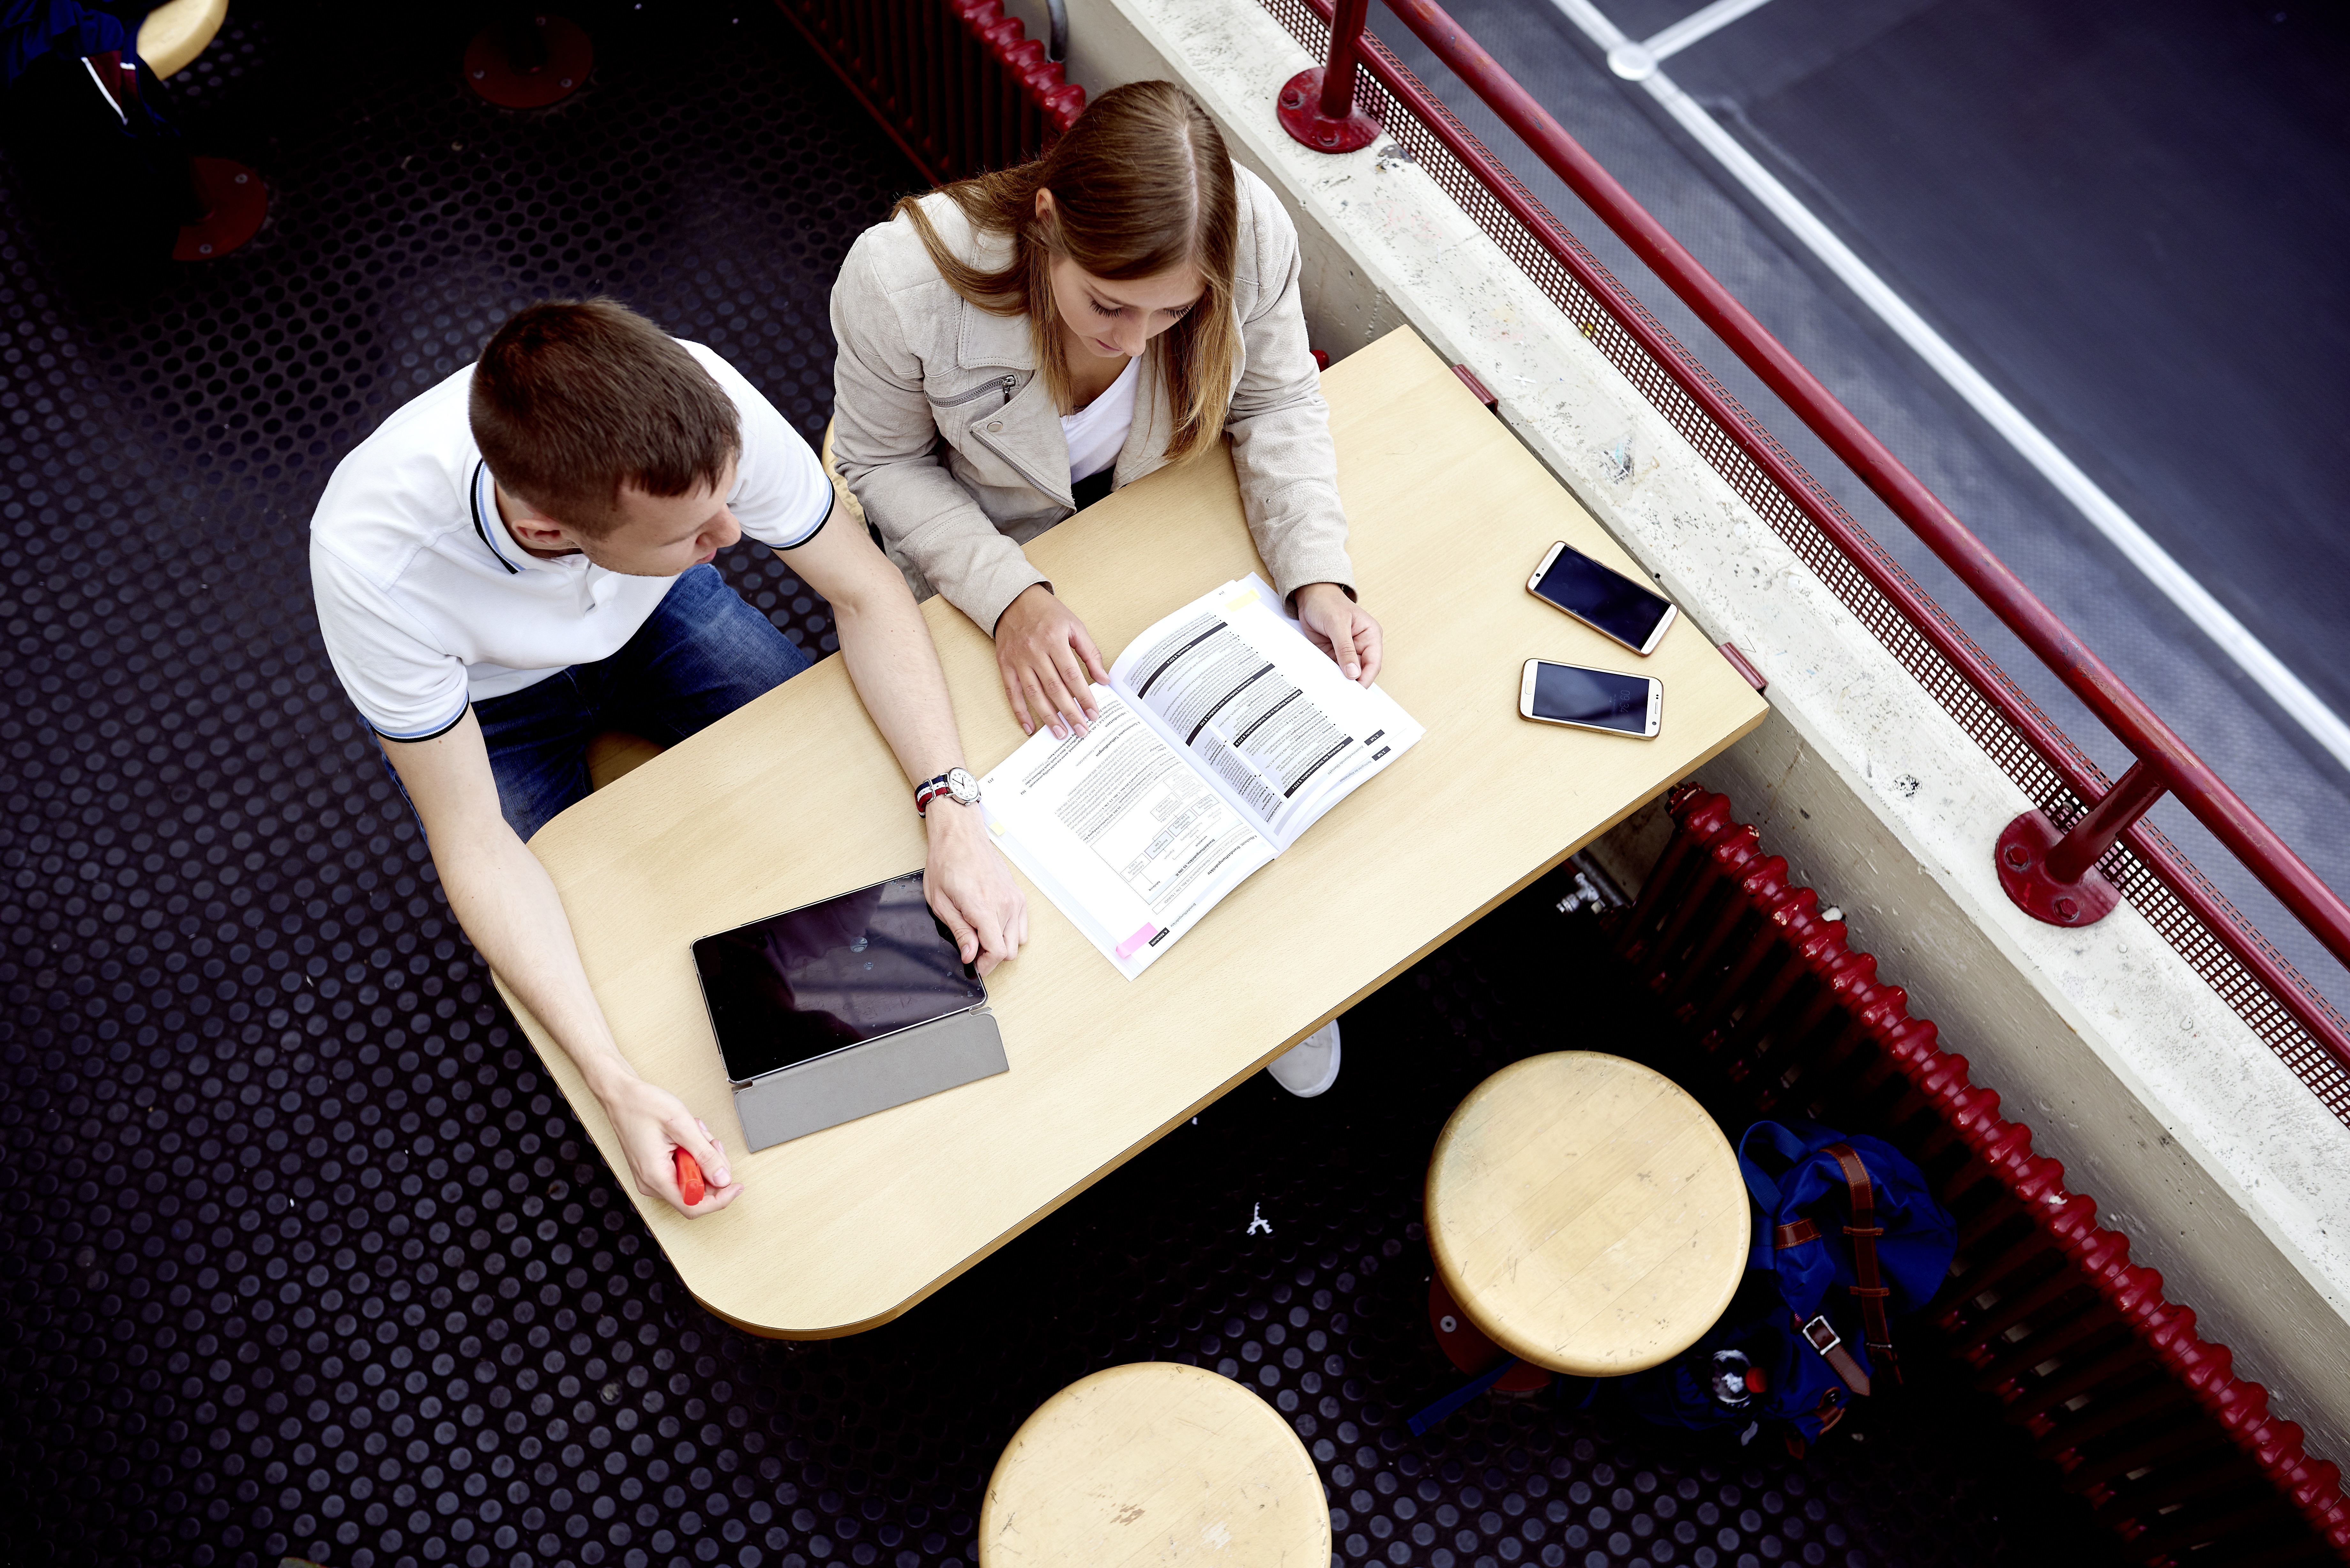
[594,1071,744,1216]
[1294,582,1383,686]
[923,802,1027,974]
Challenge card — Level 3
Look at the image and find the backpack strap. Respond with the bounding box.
[1736,1122,1796,1210]
[1738,1121,1820,1268]
[1796,1312,1870,1397]
[1825,1142,1900,1385]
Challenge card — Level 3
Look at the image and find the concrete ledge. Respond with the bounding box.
[1058,0,2350,1463]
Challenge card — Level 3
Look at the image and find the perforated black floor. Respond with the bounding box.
[0,5,2127,1567]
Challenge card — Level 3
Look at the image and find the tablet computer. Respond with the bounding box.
[691,871,987,1085]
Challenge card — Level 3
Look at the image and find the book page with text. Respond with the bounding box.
[978,697,1275,980]
[1109,577,1424,850]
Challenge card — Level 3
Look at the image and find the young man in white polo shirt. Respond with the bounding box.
[311,298,1026,1217]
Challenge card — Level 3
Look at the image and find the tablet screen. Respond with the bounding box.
[692,871,986,1083]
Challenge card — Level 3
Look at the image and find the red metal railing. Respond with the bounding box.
[1263,0,2350,1106]
[1624,789,2350,1561]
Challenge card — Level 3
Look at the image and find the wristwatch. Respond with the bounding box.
[914,767,981,816]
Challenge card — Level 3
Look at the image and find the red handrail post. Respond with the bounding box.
[1996,762,2169,929]
[2049,762,2169,885]
[1320,0,1371,118]
[1277,0,1380,153]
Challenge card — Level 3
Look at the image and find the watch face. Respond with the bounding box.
[946,767,980,804]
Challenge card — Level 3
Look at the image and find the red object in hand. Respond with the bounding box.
[674,1148,706,1206]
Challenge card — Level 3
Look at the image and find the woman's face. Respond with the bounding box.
[1037,190,1204,362]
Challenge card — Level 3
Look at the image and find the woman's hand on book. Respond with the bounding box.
[1296,583,1383,685]
[995,584,1110,740]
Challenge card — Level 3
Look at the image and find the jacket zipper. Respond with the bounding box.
[933,373,1018,407]
[971,421,1071,504]
[953,373,1069,501]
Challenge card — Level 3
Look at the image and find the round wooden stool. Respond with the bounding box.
[818,418,868,533]
[979,1362,1329,1568]
[138,0,230,78]
[1426,1051,1746,1377]
[136,0,268,262]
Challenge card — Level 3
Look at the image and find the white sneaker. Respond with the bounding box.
[1268,1021,1342,1097]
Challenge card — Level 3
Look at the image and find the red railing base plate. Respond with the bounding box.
[1428,1274,1552,1391]
[171,158,267,262]
[1998,809,2124,927]
[1277,67,1381,153]
[464,14,593,109]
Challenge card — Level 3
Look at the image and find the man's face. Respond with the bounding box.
[502,456,744,577]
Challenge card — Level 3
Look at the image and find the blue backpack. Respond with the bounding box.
[1621,1120,1956,1451]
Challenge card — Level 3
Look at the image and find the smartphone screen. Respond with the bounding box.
[1532,544,1674,651]
[1528,661,1657,735]
[692,871,985,1082]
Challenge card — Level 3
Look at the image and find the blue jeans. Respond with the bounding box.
[469,564,812,840]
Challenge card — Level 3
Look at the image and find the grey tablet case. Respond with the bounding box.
[729,1007,1007,1151]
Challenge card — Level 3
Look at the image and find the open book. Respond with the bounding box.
[980,575,1424,979]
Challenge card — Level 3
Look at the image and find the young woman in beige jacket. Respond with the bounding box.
[827,80,1384,746]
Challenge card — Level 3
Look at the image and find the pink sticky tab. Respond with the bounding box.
[1114,924,1158,960]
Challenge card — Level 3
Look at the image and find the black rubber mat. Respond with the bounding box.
[0,4,2128,1566]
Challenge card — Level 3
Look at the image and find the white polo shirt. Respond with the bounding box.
[310,342,832,741]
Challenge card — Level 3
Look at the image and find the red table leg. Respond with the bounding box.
[1429,1272,1552,1392]
[172,156,267,261]
[464,12,593,108]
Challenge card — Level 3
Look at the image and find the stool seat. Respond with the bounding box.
[138,0,230,79]
[818,418,867,532]
[1426,1051,1746,1377]
[585,730,664,791]
[979,1361,1329,1567]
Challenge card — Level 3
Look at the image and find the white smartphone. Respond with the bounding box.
[1527,541,1678,656]
[1519,659,1663,738]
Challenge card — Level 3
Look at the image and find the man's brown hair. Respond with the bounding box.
[469,298,740,532]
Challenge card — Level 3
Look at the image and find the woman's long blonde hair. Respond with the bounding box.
[895,81,1241,464]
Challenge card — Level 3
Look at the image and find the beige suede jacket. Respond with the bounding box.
[827,163,1357,635]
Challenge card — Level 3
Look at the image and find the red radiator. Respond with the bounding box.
[775,0,1085,183]
[1618,787,2350,1564]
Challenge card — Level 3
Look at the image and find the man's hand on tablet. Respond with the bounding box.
[923,800,1028,975]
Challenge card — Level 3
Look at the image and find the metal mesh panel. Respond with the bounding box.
[777,0,1077,182]
[1250,0,2350,1121]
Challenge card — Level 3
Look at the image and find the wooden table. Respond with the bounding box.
[1425,1052,1749,1376]
[978,1362,1329,1567]
[504,326,1769,1337]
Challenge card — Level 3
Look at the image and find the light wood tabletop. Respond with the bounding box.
[502,326,1769,1337]
[978,1361,1329,1567]
[1425,1052,1748,1376]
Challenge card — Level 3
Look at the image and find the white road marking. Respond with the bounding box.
[1609,0,1777,79]
[1546,0,2350,773]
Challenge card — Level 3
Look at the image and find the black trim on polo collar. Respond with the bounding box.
[470,459,522,575]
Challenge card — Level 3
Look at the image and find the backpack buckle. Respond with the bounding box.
[1801,1314,1873,1396]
